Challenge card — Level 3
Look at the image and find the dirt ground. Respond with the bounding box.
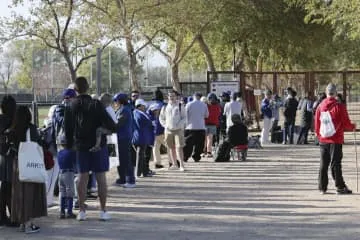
[2,139,360,240]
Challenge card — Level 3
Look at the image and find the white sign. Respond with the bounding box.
[211,81,240,97]
[254,89,262,96]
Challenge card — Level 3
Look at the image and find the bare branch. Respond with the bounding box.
[83,0,110,15]
[74,39,115,71]
[134,30,161,54]
[45,0,61,44]
[161,30,176,42]
[62,0,74,40]
[176,34,199,64]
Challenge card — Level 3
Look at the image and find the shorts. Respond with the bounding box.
[165,129,185,148]
[206,125,217,135]
[76,146,109,173]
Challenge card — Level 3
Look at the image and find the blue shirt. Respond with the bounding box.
[57,149,76,170]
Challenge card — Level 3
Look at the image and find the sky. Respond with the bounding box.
[0,0,168,67]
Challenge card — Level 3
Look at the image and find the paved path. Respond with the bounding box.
[2,142,360,240]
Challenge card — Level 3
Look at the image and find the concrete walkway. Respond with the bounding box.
[2,142,360,239]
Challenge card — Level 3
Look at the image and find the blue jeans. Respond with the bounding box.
[117,138,135,184]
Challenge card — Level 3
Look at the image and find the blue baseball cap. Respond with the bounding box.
[148,103,162,111]
[62,88,76,99]
[113,93,128,102]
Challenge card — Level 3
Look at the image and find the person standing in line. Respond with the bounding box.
[65,77,116,221]
[10,106,47,233]
[297,92,314,144]
[130,90,140,110]
[204,93,222,157]
[151,90,166,169]
[223,92,242,132]
[132,99,155,177]
[260,90,273,145]
[315,83,355,194]
[283,88,298,144]
[183,92,209,162]
[270,94,282,143]
[159,90,186,171]
[113,93,136,188]
[0,96,17,227]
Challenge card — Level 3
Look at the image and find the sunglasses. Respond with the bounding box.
[131,95,139,98]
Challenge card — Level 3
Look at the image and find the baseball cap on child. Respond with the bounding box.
[135,99,147,108]
[62,88,76,99]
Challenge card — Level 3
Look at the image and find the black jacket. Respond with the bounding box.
[65,94,117,151]
[227,123,248,146]
[283,97,298,122]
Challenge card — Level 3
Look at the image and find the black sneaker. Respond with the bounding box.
[25,224,40,234]
[155,164,164,169]
[337,187,352,195]
[66,212,77,219]
[59,212,66,219]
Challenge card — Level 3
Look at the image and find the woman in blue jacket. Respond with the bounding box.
[113,93,135,188]
[132,99,155,177]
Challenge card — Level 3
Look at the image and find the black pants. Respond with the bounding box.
[0,181,11,221]
[144,146,152,173]
[319,143,346,191]
[183,130,206,162]
[283,119,295,144]
[297,126,310,144]
[270,120,279,143]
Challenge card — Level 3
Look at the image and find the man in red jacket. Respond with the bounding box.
[315,83,356,194]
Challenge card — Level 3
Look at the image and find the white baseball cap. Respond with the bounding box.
[135,99,147,108]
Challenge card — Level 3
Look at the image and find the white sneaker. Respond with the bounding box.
[123,183,136,188]
[100,211,111,221]
[77,211,86,221]
[179,167,185,172]
[169,165,179,170]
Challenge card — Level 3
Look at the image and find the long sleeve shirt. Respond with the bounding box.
[159,101,186,131]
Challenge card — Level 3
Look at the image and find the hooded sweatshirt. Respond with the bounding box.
[315,97,355,144]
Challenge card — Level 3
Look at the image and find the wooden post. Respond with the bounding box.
[272,73,277,94]
[309,71,315,97]
[343,71,347,103]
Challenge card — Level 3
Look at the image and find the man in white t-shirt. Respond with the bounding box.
[224,92,243,132]
[159,90,186,171]
[183,92,209,162]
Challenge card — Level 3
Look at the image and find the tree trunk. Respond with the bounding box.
[63,54,77,82]
[197,35,216,81]
[125,37,140,91]
[171,63,181,92]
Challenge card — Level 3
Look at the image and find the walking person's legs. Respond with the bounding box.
[95,172,107,211]
[193,130,206,161]
[175,130,185,170]
[283,121,289,144]
[183,130,194,162]
[270,119,278,143]
[289,120,295,144]
[330,144,350,193]
[77,172,89,213]
[319,143,331,193]
[116,139,129,185]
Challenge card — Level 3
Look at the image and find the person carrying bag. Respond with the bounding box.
[18,129,47,183]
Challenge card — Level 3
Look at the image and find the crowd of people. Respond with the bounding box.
[0,77,356,234]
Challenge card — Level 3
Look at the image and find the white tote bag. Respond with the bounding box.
[320,111,336,138]
[18,128,47,183]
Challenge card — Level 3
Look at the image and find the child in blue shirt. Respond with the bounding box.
[57,139,77,219]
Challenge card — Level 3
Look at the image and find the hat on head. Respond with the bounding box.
[135,99,147,108]
[113,93,128,102]
[326,83,337,95]
[62,88,76,99]
[148,103,162,112]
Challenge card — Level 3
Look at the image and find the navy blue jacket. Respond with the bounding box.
[261,98,272,119]
[115,104,133,141]
[132,109,154,146]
